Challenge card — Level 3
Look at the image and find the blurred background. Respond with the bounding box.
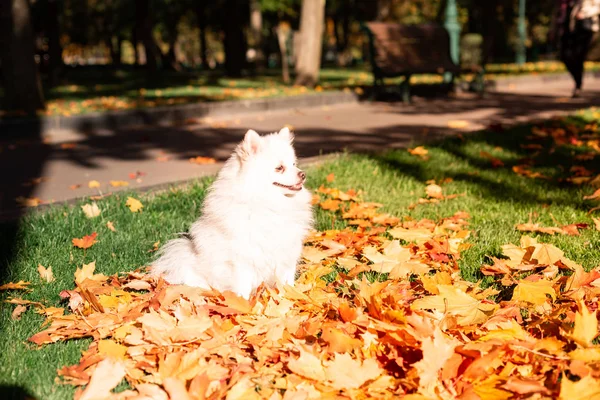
[0,0,599,116]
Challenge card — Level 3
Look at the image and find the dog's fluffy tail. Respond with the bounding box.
[150,236,203,286]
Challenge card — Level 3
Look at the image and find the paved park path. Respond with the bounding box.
[1,76,599,218]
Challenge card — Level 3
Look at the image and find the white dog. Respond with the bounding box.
[151,127,313,298]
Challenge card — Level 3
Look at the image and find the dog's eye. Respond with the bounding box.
[275,165,285,173]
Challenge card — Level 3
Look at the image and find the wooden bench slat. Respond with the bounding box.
[366,22,460,76]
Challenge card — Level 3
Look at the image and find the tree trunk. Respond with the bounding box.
[163,14,182,71]
[109,36,122,66]
[250,0,264,70]
[135,0,159,71]
[195,4,209,68]
[46,0,62,87]
[295,0,326,87]
[275,25,290,84]
[0,0,45,113]
[132,26,140,66]
[222,0,247,77]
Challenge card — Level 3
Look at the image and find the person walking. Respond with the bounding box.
[552,0,600,97]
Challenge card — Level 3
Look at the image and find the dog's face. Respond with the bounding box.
[237,127,306,197]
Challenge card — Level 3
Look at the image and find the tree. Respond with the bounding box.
[45,0,63,85]
[295,0,326,86]
[0,0,45,113]
[222,0,248,76]
[135,0,160,71]
[194,2,210,68]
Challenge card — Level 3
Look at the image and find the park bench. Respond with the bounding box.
[362,22,484,102]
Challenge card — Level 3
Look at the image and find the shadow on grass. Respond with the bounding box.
[0,385,35,400]
[371,115,600,211]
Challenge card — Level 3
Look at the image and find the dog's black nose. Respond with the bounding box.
[298,171,306,180]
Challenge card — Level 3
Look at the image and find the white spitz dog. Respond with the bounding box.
[151,127,313,298]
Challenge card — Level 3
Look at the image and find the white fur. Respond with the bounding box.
[150,127,313,298]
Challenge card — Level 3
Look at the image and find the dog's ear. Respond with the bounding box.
[278,127,294,143]
[239,129,262,158]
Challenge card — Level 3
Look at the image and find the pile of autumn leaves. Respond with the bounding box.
[0,182,592,400]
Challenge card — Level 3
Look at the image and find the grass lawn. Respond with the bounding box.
[1,109,600,398]
[2,60,599,117]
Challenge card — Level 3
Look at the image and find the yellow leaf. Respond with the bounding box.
[0,281,31,291]
[88,180,101,188]
[37,264,55,283]
[81,202,101,218]
[425,184,443,199]
[414,328,459,397]
[512,279,556,306]
[109,180,129,187]
[79,358,126,400]
[363,240,411,273]
[411,285,497,326]
[325,353,382,390]
[106,221,116,232]
[408,146,429,157]
[75,261,96,284]
[302,246,328,263]
[447,120,470,129]
[473,376,513,400]
[530,242,564,265]
[287,349,326,381]
[388,227,433,243]
[569,348,600,362]
[572,300,598,347]
[126,197,143,212]
[98,339,127,360]
[559,375,600,400]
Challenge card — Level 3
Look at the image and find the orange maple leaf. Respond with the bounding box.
[72,232,98,249]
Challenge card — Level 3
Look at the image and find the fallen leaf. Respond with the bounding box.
[325,353,382,390]
[37,264,55,283]
[480,151,505,168]
[559,375,600,399]
[126,197,143,213]
[98,339,127,360]
[106,221,116,232]
[69,184,81,190]
[78,358,126,400]
[408,146,430,160]
[75,261,97,284]
[572,300,598,347]
[412,284,498,326]
[0,281,31,291]
[88,180,101,188]
[109,180,129,187]
[512,279,556,306]
[15,196,43,207]
[11,304,27,320]
[426,184,443,199]
[189,156,217,165]
[584,188,600,201]
[287,349,326,381]
[72,232,98,249]
[81,203,101,219]
[326,173,335,182]
[447,120,470,129]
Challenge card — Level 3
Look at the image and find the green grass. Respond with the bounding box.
[2,60,599,117]
[2,110,600,398]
